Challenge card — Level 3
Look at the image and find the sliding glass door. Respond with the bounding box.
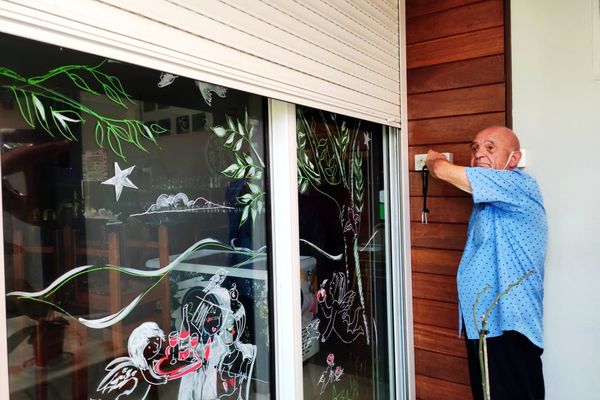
[296,107,393,399]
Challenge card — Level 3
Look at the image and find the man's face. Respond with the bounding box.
[470,128,515,169]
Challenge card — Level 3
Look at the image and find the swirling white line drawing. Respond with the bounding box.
[7,238,266,329]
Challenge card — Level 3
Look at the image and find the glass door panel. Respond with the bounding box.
[1,32,271,400]
[296,107,392,399]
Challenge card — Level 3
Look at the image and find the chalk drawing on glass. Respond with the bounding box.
[363,131,371,149]
[317,273,364,344]
[158,72,178,88]
[92,269,257,400]
[317,353,344,394]
[129,193,234,224]
[94,322,168,399]
[210,111,265,227]
[195,81,227,106]
[296,109,370,345]
[301,318,320,359]
[6,238,266,330]
[102,162,138,201]
[171,272,256,399]
[0,61,166,160]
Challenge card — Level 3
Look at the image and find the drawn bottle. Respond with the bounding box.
[178,304,191,361]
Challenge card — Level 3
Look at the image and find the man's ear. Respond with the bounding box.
[509,151,522,169]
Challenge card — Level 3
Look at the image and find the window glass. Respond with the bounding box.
[1,32,271,399]
[297,107,392,399]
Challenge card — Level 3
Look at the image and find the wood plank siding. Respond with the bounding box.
[405,1,509,398]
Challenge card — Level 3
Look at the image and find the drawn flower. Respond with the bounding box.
[326,353,335,366]
[334,366,344,381]
[317,288,327,302]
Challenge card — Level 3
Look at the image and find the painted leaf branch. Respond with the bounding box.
[211,110,265,226]
[1,61,166,160]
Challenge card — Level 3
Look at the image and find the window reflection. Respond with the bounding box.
[1,32,270,399]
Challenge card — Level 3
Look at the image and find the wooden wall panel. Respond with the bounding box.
[407,0,503,45]
[411,223,467,250]
[408,112,505,145]
[413,272,458,303]
[413,298,459,330]
[409,197,472,224]
[415,349,469,385]
[407,27,504,69]
[408,83,505,120]
[416,375,472,400]
[414,323,467,358]
[411,248,463,275]
[406,1,508,398]
[407,55,505,94]
[406,0,481,19]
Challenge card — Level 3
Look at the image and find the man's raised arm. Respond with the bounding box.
[425,150,472,194]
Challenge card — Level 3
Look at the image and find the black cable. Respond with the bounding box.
[421,166,429,224]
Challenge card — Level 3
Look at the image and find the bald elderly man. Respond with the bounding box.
[426,126,547,400]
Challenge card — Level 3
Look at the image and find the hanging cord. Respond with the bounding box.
[421,166,430,224]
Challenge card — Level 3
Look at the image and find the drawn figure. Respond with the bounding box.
[177,275,256,400]
[101,162,138,201]
[215,286,256,399]
[317,353,344,394]
[318,273,364,344]
[195,81,227,106]
[158,72,178,88]
[93,322,167,399]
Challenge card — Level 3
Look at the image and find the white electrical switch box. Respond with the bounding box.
[414,152,453,171]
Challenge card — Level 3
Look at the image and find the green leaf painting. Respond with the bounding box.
[1,60,166,160]
[210,110,265,227]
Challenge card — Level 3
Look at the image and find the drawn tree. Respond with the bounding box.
[296,108,369,344]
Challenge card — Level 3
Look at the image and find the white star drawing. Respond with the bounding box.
[102,162,138,201]
[363,132,371,149]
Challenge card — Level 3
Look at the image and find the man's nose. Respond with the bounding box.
[474,148,486,158]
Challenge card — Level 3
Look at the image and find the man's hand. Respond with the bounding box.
[424,149,472,194]
[425,150,448,179]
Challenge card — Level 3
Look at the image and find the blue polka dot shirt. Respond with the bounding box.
[458,167,547,348]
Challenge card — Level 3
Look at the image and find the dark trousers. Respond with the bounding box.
[465,331,545,400]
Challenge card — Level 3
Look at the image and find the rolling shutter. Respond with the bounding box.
[0,0,402,126]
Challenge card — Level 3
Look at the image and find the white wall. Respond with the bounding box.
[511,1,600,398]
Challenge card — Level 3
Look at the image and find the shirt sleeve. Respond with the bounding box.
[465,167,538,212]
